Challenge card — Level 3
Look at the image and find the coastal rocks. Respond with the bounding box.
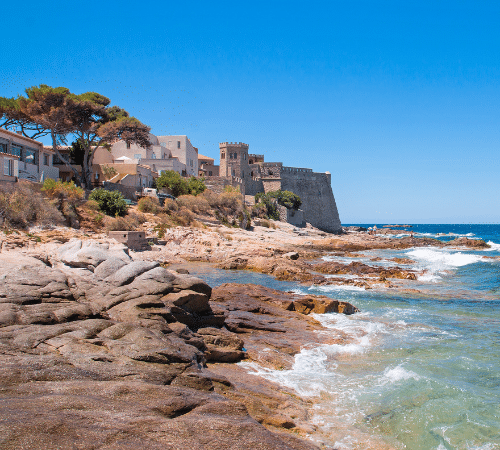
[197,327,245,362]
[445,237,490,248]
[283,251,300,260]
[313,260,417,280]
[1,242,347,449]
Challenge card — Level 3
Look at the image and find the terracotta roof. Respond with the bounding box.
[198,153,214,161]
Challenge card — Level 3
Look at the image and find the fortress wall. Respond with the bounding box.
[204,176,245,196]
[245,178,264,196]
[280,171,342,233]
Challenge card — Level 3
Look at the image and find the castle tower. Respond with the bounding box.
[219,142,250,180]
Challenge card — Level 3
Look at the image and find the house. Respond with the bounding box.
[198,153,219,177]
[0,129,59,182]
[107,133,193,177]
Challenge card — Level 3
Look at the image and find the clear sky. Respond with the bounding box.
[1,1,499,223]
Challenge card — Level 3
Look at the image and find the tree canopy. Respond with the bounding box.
[0,85,151,189]
[155,170,206,197]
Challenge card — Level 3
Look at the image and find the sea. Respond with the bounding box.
[187,224,500,450]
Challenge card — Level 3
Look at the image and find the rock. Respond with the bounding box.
[105,260,160,286]
[283,251,299,260]
[445,237,490,248]
[314,260,417,280]
[197,327,245,362]
[56,239,131,268]
[162,290,211,314]
[170,273,213,297]
[93,256,128,278]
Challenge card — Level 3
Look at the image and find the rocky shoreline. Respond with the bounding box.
[0,224,489,449]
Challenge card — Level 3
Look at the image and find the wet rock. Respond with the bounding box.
[445,237,490,248]
[283,251,299,260]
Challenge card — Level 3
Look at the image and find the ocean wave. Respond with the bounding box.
[483,241,500,252]
[380,365,421,384]
[407,248,483,268]
[417,272,442,282]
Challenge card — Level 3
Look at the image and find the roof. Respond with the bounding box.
[115,156,133,161]
[198,153,214,162]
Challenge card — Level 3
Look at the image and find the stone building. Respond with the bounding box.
[198,154,219,177]
[217,142,342,233]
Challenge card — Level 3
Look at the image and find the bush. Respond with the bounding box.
[156,170,188,197]
[42,179,85,200]
[138,196,160,214]
[105,213,145,231]
[187,176,206,195]
[163,198,179,212]
[89,189,128,217]
[176,195,210,214]
[255,190,301,211]
[0,183,63,229]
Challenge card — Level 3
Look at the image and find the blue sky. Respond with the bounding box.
[1,0,499,223]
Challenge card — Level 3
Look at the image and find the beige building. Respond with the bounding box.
[198,153,219,177]
[156,136,199,177]
[93,163,157,189]
[108,134,198,178]
[1,129,59,182]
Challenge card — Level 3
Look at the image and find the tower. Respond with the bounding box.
[219,142,250,180]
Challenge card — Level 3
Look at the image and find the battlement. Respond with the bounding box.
[219,142,249,148]
[282,166,313,173]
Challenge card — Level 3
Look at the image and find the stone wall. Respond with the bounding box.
[102,182,138,200]
[277,205,306,227]
[204,176,245,196]
[280,170,341,233]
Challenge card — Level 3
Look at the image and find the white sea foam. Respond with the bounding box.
[311,284,366,292]
[417,272,442,282]
[406,248,482,270]
[483,241,500,252]
[380,365,420,384]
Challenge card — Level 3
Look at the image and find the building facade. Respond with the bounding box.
[198,153,219,177]
[0,129,59,182]
[108,134,198,178]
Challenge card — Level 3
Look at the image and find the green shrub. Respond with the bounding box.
[138,196,160,214]
[255,190,301,211]
[42,179,84,200]
[89,189,127,217]
[156,170,188,197]
[187,176,206,195]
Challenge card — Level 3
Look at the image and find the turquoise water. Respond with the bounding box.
[188,225,500,450]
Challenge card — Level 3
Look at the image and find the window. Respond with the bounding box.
[43,154,49,166]
[152,153,156,159]
[134,154,142,160]
[168,141,172,147]
[208,171,212,176]
[4,159,13,176]
[221,152,225,159]
[177,141,181,149]
[126,142,131,149]
[11,144,22,157]
[190,159,193,167]
[0,143,7,154]
[25,149,37,165]
[233,152,237,160]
